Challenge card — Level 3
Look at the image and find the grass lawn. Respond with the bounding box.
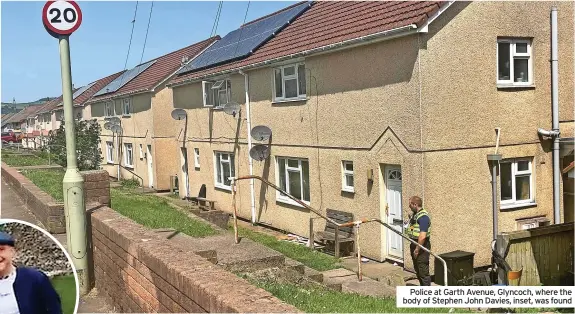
[51,275,77,314]
[111,188,218,237]
[244,277,469,313]
[1,152,50,167]
[20,169,65,202]
[236,226,340,271]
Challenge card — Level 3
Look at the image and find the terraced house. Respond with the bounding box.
[85,37,218,190]
[167,0,574,273]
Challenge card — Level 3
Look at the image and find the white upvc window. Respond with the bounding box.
[342,161,354,193]
[497,39,533,86]
[273,63,306,102]
[194,148,200,168]
[500,158,534,208]
[104,101,115,117]
[122,98,132,115]
[124,143,134,168]
[106,141,114,163]
[139,144,144,159]
[214,151,235,190]
[276,157,310,206]
[202,79,231,108]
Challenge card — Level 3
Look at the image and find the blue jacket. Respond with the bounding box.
[13,267,62,314]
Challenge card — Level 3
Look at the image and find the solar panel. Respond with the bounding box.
[177,1,311,75]
[94,60,157,97]
[72,82,96,100]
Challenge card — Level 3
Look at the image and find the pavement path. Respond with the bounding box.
[1,176,113,313]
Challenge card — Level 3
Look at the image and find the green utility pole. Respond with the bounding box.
[58,36,89,295]
[43,0,88,295]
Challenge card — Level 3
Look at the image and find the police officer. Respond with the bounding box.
[405,196,431,286]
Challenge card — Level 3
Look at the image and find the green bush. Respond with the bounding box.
[46,119,102,171]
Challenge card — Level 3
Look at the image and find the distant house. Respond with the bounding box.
[84,37,218,190]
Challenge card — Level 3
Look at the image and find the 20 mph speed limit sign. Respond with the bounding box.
[42,1,82,36]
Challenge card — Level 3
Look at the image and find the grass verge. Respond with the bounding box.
[1,152,50,167]
[111,188,218,237]
[51,275,77,314]
[236,226,340,271]
[243,277,467,313]
[20,169,65,202]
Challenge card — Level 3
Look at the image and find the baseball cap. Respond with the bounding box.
[0,231,15,247]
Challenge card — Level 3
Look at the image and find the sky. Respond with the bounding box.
[0,1,298,103]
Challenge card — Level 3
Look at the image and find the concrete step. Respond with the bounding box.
[157,232,285,272]
[322,268,396,297]
[284,257,305,274]
[303,266,324,283]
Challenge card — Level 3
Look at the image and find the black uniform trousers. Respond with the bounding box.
[410,237,431,286]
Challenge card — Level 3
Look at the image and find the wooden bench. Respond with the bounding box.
[314,209,355,257]
[188,184,217,211]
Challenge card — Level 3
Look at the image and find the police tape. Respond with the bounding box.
[396,286,574,308]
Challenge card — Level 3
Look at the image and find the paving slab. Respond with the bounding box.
[157,232,285,272]
[341,257,416,285]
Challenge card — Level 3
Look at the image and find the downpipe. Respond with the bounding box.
[239,69,257,224]
[231,175,449,286]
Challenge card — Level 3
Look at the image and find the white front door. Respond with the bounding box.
[180,147,190,197]
[385,166,404,261]
[147,145,153,188]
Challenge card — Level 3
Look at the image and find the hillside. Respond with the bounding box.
[1,97,55,114]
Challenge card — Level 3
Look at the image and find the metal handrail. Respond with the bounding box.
[231,175,449,286]
[108,163,145,194]
[45,144,66,165]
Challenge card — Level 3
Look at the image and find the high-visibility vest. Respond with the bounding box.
[406,209,431,239]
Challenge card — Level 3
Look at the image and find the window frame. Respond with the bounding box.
[104,101,115,117]
[341,161,355,193]
[496,38,533,86]
[194,148,200,169]
[500,158,535,208]
[273,63,307,102]
[106,141,114,163]
[202,79,231,108]
[122,98,132,116]
[139,144,144,160]
[213,151,235,190]
[275,156,310,206]
[124,143,134,168]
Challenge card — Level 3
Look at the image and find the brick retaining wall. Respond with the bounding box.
[1,163,110,232]
[91,205,298,313]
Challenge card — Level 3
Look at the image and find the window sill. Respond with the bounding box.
[272,97,308,104]
[500,202,537,210]
[122,114,132,118]
[276,196,310,208]
[215,184,232,192]
[342,188,355,194]
[497,84,535,89]
[106,162,114,165]
[124,165,134,169]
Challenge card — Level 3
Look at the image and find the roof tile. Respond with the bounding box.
[169,1,443,85]
[89,36,219,103]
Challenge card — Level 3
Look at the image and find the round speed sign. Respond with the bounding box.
[42,1,82,36]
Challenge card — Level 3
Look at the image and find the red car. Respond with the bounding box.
[1,131,18,144]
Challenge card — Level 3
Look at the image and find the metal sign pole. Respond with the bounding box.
[59,34,89,295]
[43,0,88,295]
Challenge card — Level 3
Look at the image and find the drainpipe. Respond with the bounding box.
[551,7,561,224]
[239,69,257,224]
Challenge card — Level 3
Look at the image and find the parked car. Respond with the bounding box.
[1,131,18,144]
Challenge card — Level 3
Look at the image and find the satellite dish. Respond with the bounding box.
[251,125,272,141]
[222,102,240,117]
[249,144,270,161]
[111,125,122,133]
[36,125,41,130]
[109,116,121,124]
[104,122,112,130]
[171,108,187,120]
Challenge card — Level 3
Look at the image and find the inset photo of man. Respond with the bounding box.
[0,220,78,314]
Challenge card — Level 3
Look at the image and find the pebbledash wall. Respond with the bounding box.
[1,163,298,313]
